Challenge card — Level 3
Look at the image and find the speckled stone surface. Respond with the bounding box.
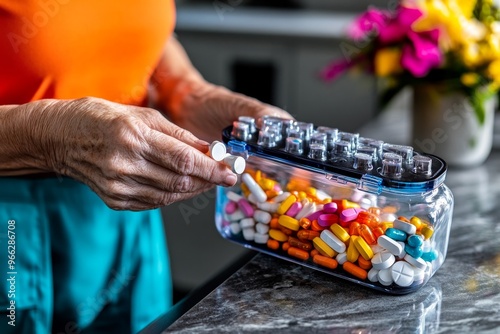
[164,149,500,334]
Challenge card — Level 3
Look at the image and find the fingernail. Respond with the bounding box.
[196,139,210,147]
[224,173,237,186]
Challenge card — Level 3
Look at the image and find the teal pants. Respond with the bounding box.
[0,176,172,333]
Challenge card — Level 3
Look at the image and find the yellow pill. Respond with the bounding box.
[255,170,262,182]
[347,235,360,263]
[306,187,317,197]
[278,215,300,231]
[313,237,336,258]
[421,226,434,240]
[353,236,374,260]
[380,222,393,232]
[322,198,332,204]
[330,223,350,243]
[298,191,308,200]
[277,195,297,215]
[269,229,288,242]
[343,200,360,209]
[259,178,276,191]
[410,216,423,231]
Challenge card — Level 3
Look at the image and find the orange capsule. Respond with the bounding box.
[373,227,384,239]
[279,226,294,235]
[288,236,313,251]
[349,221,360,236]
[343,262,368,280]
[288,247,310,261]
[267,239,279,250]
[265,189,280,199]
[310,249,319,257]
[382,206,398,214]
[359,224,376,245]
[297,229,320,241]
[313,255,338,270]
[310,219,325,232]
[397,216,411,223]
[282,242,290,252]
[356,211,380,229]
[299,217,312,229]
[357,255,372,270]
[368,207,381,216]
[270,218,280,229]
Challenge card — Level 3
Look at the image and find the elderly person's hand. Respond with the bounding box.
[4,97,237,211]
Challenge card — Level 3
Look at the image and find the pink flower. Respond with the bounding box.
[401,29,442,77]
[347,8,390,41]
[379,6,423,43]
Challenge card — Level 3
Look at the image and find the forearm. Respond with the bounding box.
[150,36,209,115]
[0,101,56,176]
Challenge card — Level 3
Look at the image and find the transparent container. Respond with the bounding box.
[216,117,454,294]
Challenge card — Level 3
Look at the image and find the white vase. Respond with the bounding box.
[412,85,496,168]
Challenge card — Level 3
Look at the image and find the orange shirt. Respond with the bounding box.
[0,0,175,105]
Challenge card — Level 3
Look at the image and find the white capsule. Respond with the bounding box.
[254,233,269,244]
[380,213,397,222]
[209,141,227,161]
[295,202,316,220]
[227,209,245,222]
[391,261,415,287]
[273,192,291,203]
[404,254,427,270]
[396,241,407,259]
[255,223,270,234]
[239,218,255,229]
[336,252,347,265]
[230,222,241,235]
[247,193,260,205]
[368,268,379,282]
[256,202,279,213]
[315,189,331,201]
[320,230,346,253]
[226,191,243,202]
[377,235,403,256]
[223,154,246,174]
[393,219,417,235]
[253,210,272,224]
[242,173,267,203]
[242,228,255,241]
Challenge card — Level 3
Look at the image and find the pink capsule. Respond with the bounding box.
[238,199,255,218]
[323,202,338,213]
[285,201,303,218]
[225,201,238,214]
[306,210,324,222]
[317,214,339,227]
[340,208,358,223]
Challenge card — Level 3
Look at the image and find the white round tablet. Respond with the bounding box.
[368,268,379,282]
[209,141,227,161]
[378,267,393,286]
[371,251,396,270]
[391,261,415,287]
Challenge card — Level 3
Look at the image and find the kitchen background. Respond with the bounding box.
[163,0,394,302]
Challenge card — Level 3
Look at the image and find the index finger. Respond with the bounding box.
[143,129,237,187]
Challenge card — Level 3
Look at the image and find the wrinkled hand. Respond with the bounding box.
[32,97,237,210]
[165,81,294,142]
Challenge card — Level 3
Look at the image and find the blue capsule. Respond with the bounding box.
[407,235,424,248]
[405,244,423,259]
[421,250,438,262]
[385,228,407,242]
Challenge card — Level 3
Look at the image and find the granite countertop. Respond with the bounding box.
[155,147,500,333]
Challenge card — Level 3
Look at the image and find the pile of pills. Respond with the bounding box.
[222,170,440,289]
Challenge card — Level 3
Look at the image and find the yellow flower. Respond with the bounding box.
[487,59,500,84]
[460,73,480,86]
[374,48,402,77]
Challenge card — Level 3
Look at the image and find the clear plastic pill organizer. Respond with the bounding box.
[215,116,454,294]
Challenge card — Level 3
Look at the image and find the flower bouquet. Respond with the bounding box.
[322,0,500,125]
